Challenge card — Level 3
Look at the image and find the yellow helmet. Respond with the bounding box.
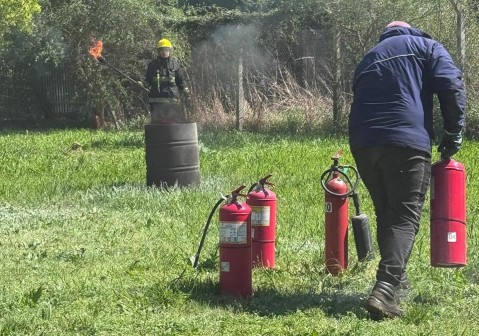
[157,38,172,49]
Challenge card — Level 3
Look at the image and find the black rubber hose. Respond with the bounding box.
[192,196,227,269]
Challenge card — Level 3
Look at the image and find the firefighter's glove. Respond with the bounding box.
[136,80,148,91]
[438,130,463,159]
[182,88,191,106]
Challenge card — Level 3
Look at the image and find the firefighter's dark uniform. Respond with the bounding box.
[145,57,187,123]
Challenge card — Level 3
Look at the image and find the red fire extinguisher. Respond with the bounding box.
[430,158,467,267]
[219,186,252,296]
[320,152,373,275]
[191,186,252,297]
[247,174,277,268]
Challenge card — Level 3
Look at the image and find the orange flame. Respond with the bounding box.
[88,40,103,59]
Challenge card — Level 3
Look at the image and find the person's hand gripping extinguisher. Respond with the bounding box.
[320,152,374,275]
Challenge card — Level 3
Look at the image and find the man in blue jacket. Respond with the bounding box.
[349,21,466,319]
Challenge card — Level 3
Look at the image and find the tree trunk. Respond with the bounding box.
[236,51,244,131]
[449,0,467,88]
[332,21,342,128]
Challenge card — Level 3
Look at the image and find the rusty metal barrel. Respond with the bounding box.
[144,122,200,187]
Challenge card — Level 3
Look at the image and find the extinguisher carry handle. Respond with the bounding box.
[231,185,246,196]
[247,174,274,194]
[259,174,273,186]
[341,165,360,193]
[320,165,360,197]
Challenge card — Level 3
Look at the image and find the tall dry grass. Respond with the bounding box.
[187,65,337,133]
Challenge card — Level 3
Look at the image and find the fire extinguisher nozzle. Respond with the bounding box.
[352,214,375,262]
[190,255,198,268]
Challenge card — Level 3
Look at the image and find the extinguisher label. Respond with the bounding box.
[251,206,270,226]
[448,232,457,242]
[325,202,333,213]
[219,221,248,243]
[221,262,230,272]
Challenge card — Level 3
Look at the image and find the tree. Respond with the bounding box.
[0,0,41,45]
[449,0,467,71]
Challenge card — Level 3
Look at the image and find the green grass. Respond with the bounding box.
[0,127,478,335]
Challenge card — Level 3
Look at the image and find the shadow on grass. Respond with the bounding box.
[164,271,367,319]
[249,288,366,318]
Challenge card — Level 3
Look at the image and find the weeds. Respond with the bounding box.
[0,129,478,335]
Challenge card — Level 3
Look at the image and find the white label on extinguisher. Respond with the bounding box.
[251,206,270,226]
[325,202,333,213]
[221,262,230,272]
[447,232,457,242]
[220,221,247,244]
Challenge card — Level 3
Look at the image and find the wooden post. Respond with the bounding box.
[236,50,244,131]
[449,0,467,92]
[332,21,342,128]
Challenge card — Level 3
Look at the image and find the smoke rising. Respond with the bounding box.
[191,24,273,89]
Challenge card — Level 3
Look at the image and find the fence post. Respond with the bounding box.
[236,50,244,131]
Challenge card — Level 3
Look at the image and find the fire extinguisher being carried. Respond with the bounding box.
[320,152,374,275]
[430,158,467,267]
[247,174,277,268]
[192,186,252,297]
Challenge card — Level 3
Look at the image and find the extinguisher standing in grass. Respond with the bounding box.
[247,174,277,268]
[320,152,373,275]
[192,186,252,297]
[430,158,467,267]
[219,186,252,297]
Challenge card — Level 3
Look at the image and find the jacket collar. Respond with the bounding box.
[379,26,432,42]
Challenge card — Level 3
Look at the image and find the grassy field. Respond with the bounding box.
[0,127,478,335]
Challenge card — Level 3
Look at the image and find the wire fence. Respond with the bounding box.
[187,26,345,126]
[1,21,476,133]
[0,22,343,126]
[0,64,90,123]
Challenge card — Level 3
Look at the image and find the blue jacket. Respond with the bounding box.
[348,26,466,153]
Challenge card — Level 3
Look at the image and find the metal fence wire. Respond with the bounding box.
[187,25,348,124]
[0,23,345,123]
[1,22,475,126]
[0,63,89,122]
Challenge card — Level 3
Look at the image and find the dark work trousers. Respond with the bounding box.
[352,146,431,286]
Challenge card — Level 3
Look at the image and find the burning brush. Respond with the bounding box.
[88,40,149,92]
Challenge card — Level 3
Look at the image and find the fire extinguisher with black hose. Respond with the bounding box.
[247,174,277,268]
[430,158,467,267]
[320,152,374,275]
[192,186,252,297]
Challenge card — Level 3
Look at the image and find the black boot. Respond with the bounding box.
[366,281,403,319]
[396,273,411,300]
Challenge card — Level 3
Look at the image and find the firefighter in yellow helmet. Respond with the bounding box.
[144,38,190,123]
